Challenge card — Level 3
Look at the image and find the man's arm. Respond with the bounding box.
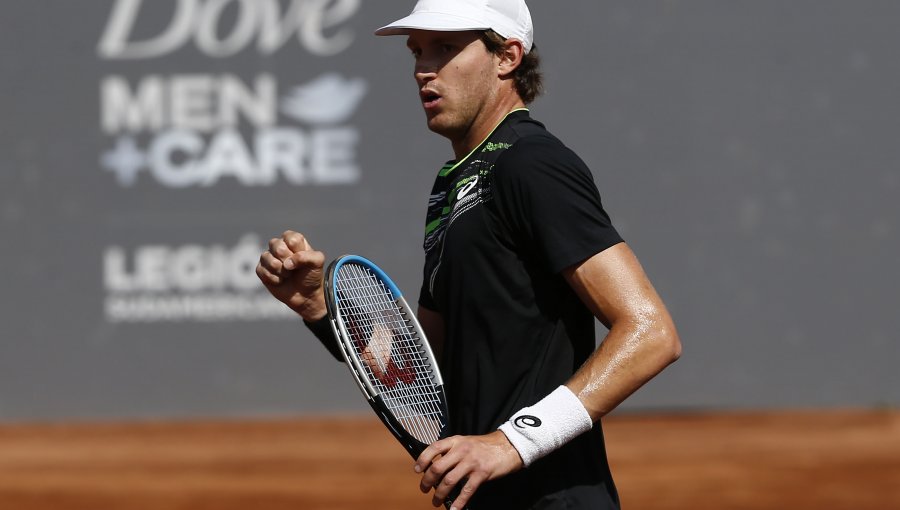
[257,231,347,358]
[256,230,328,322]
[562,242,681,420]
[257,231,451,364]
[414,242,681,509]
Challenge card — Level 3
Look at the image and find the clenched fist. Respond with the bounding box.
[256,230,327,321]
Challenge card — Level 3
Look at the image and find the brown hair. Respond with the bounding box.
[480,30,543,104]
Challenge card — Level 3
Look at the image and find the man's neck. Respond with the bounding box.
[450,95,527,160]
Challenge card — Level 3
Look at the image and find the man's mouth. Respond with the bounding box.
[420,89,442,109]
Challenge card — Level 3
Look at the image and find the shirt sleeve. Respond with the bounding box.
[491,135,623,274]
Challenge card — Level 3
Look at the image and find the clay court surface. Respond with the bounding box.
[1,410,897,510]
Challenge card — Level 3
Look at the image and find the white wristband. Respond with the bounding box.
[498,385,593,467]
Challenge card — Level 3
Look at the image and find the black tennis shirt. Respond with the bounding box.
[419,110,624,509]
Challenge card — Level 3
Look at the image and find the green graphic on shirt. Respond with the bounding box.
[437,109,527,177]
[424,109,529,254]
[425,206,451,235]
[437,162,456,178]
[482,142,511,152]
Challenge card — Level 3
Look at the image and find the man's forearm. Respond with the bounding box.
[566,316,681,421]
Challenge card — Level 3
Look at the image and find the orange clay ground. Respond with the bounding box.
[0,410,897,510]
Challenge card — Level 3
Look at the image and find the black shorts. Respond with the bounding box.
[470,433,620,509]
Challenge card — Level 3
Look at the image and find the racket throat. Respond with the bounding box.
[368,396,430,459]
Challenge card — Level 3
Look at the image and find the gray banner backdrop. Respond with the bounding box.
[1,0,898,422]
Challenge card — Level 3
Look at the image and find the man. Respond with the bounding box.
[256,0,681,508]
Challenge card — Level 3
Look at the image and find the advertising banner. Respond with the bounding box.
[2,1,898,421]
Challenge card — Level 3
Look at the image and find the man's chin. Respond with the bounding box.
[425,115,456,138]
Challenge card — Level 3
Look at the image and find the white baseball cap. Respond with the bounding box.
[375,0,534,53]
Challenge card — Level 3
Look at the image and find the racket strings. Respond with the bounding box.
[335,263,445,443]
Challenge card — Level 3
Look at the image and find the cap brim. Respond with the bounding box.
[375,12,491,36]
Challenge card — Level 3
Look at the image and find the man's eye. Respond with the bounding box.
[441,44,454,53]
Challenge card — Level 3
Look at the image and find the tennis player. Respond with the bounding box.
[257,0,681,508]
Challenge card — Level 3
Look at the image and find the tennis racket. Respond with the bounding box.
[323,254,465,509]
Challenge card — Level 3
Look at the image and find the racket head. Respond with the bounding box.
[324,254,450,457]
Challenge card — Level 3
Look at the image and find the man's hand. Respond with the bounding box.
[415,430,523,509]
[256,230,327,322]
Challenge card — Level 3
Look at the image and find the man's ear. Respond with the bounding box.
[497,39,526,78]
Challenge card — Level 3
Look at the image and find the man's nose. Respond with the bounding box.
[415,63,438,84]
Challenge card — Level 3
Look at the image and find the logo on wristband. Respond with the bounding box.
[514,415,542,428]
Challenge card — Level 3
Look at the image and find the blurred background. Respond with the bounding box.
[1,1,898,508]
[2,0,898,422]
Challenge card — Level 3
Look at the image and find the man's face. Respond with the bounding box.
[406,30,499,141]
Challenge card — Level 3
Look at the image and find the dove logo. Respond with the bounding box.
[281,73,367,125]
[99,73,367,187]
[98,0,360,59]
[101,74,277,134]
[103,235,296,322]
